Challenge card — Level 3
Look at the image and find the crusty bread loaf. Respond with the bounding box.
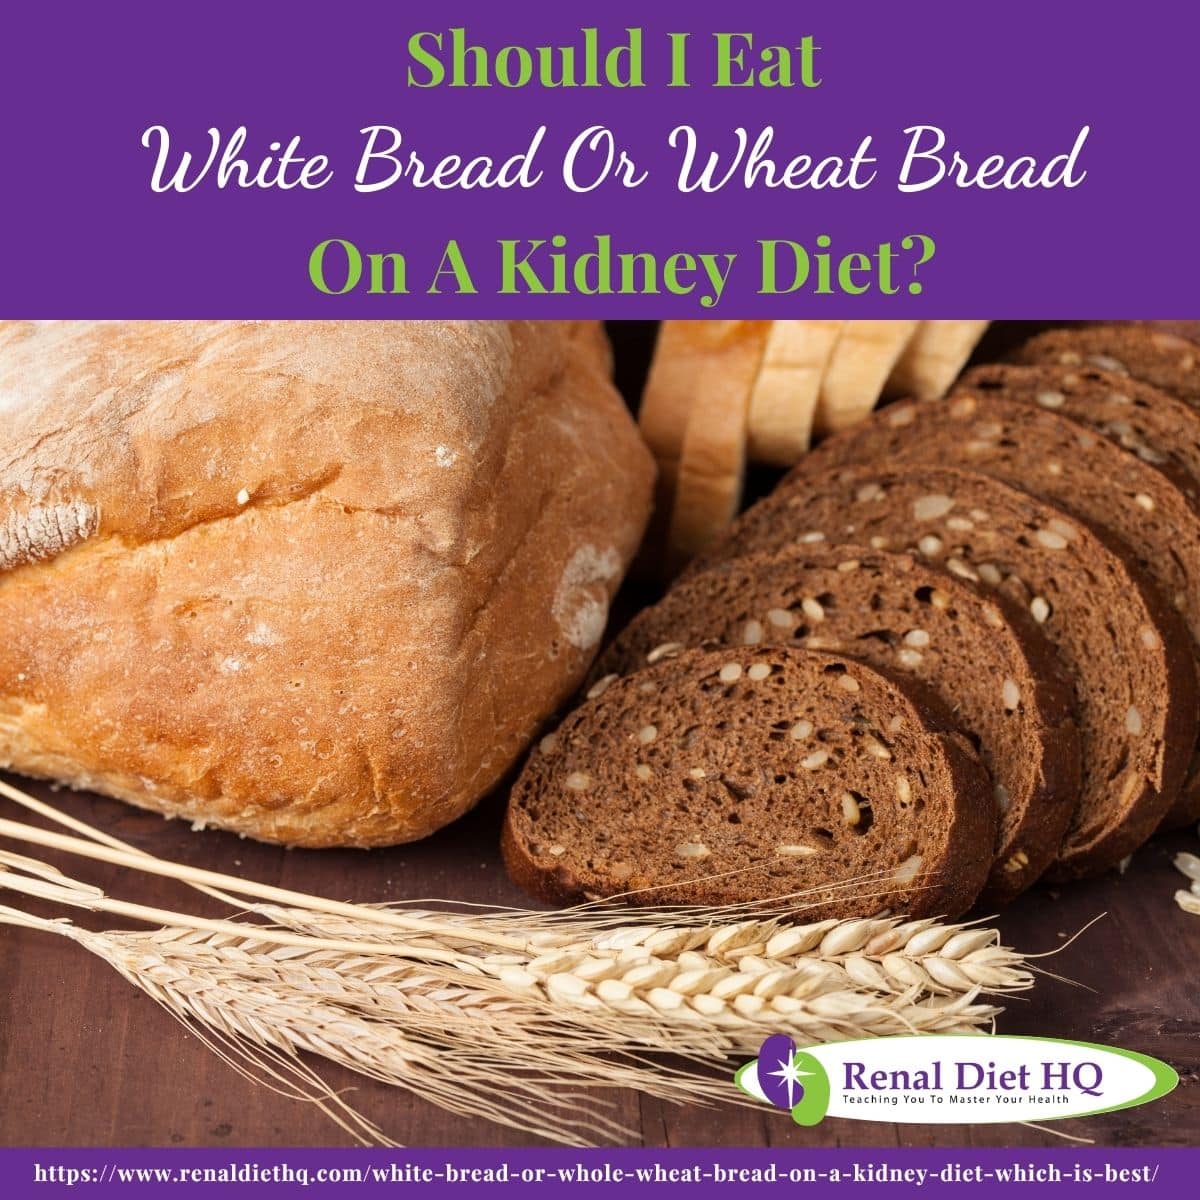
[505,645,996,918]
[0,320,654,847]
[589,546,1081,903]
[688,464,1197,879]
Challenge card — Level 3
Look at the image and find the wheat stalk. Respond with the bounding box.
[0,780,1034,1144]
[0,795,1030,1001]
[0,852,1010,1049]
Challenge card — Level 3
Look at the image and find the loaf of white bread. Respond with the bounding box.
[0,320,653,846]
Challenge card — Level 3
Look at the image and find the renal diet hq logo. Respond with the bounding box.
[736,1035,1176,1127]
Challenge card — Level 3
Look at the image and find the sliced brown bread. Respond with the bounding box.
[686,465,1197,879]
[780,391,1200,703]
[1128,321,1200,345]
[777,391,1200,834]
[955,361,1200,829]
[504,645,996,917]
[1013,324,1200,408]
[588,547,1080,903]
[959,362,1200,496]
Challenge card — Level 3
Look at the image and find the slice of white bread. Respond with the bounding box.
[666,322,770,569]
[814,321,919,435]
[746,320,843,465]
[886,320,990,401]
[638,322,709,505]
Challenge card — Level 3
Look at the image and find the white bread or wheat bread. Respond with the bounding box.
[505,645,996,918]
[814,321,919,435]
[885,320,990,401]
[746,320,843,464]
[0,320,653,847]
[665,321,770,566]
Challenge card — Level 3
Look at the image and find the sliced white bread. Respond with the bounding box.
[814,320,919,435]
[886,320,990,401]
[666,321,770,569]
[746,320,843,465]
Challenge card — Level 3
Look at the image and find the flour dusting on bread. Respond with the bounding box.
[553,544,621,651]
[0,498,99,572]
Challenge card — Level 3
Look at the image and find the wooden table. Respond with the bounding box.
[1,778,1197,1148]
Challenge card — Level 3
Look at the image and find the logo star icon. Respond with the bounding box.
[765,1052,806,1108]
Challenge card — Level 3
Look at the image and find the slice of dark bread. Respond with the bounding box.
[504,646,996,918]
[685,465,1196,879]
[955,361,1200,828]
[768,391,1200,837]
[588,547,1081,904]
[959,362,1200,497]
[1128,321,1200,345]
[778,394,1200,653]
[1013,324,1200,408]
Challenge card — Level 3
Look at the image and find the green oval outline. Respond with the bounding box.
[800,1033,1178,1122]
[738,1034,1178,1123]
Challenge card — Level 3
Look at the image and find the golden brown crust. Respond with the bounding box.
[0,321,654,847]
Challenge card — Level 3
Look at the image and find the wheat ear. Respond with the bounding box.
[0,783,1034,1145]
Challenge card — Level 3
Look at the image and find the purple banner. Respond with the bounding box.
[1,1147,1192,1196]
[1,0,1196,317]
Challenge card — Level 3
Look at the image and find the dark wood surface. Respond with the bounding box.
[1,777,1197,1148]
[2,320,1198,1148]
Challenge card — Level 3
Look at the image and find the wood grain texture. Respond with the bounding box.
[0,777,1197,1148]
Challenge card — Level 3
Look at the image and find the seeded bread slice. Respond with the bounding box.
[781,393,1200,728]
[1014,324,1200,408]
[959,363,1200,496]
[505,646,995,917]
[687,465,1197,879]
[588,547,1080,904]
[956,361,1200,829]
